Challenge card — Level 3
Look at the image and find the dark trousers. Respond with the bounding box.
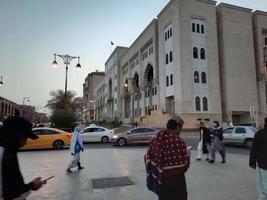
[159,175,187,200]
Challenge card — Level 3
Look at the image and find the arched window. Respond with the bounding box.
[201,72,207,84]
[170,74,173,85]
[194,71,199,83]
[166,76,169,87]
[165,32,167,41]
[193,47,198,59]
[201,25,205,34]
[192,23,195,32]
[195,97,201,111]
[170,51,173,62]
[166,54,169,64]
[197,24,200,33]
[170,28,172,37]
[200,48,205,59]
[203,97,208,111]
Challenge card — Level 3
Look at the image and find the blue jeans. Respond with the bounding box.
[257,168,267,200]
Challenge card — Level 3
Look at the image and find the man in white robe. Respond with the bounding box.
[196,122,211,161]
[66,127,84,173]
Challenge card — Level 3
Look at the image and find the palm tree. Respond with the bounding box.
[46,90,77,111]
[46,90,78,129]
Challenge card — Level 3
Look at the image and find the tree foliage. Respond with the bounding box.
[46,90,78,129]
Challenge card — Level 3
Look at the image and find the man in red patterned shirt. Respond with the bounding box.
[145,115,191,200]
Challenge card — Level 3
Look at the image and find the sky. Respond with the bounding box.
[0,0,267,114]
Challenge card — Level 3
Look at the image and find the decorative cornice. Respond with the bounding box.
[216,3,252,13]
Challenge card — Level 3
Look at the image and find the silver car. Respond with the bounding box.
[112,127,158,146]
[223,126,257,148]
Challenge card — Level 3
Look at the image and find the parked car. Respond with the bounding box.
[21,127,72,150]
[239,123,255,126]
[112,127,158,146]
[80,125,113,143]
[223,126,257,148]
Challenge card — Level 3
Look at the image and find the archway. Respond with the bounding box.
[108,78,112,99]
[132,73,140,117]
[107,78,113,118]
[132,72,139,91]
[144,64,153,88]
[144,64,154,115]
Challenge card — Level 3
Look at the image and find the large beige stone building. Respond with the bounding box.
[217,4,259,126]
[156,0,222,128]
[253,11,267,126]
[90,0,267,128]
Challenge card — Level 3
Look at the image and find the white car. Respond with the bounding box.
[223,126,257,148]
[80,125,113,143]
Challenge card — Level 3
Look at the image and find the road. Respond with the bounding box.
[18,140,256,200]
[83,137,251,155]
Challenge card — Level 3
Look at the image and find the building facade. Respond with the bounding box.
[120,20,158,123]
[157,0,222,128]
[0,96,48,123]
[104,47,128,120]
[95,78,107,121]
[83,71,105,125]
[88,0,267,128]
[217,3,259,126]
[253,11,267,126]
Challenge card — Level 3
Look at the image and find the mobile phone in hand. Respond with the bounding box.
[187,146,192,150]
[43,176,55,182]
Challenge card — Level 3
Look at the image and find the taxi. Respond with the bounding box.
[21,127,72,150]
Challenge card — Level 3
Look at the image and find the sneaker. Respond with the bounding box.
[196,158,201,161]
[78,166,84,170]
[66,169,72,173]
[209,160,215,163]
[221,160,226,164]
[205,158,210,161]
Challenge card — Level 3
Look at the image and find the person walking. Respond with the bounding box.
[228,121,234,128]
[196,122,211,161]
[250,117,267,200]
[0,116,46,199]
[209,121,226,164]
[66,127,84,173]
[145,115,191,200]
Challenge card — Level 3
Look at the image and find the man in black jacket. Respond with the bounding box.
[250,117,267,200]
[0,116,46,199]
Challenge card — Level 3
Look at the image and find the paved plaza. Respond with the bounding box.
[19,143,257,200]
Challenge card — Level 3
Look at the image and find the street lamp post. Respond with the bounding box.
[52,54,81,99]
[90,98,95,122]
[36,106,42,124]
[22,97,30,120]
[0,76,3,86]
[124,77,134,121]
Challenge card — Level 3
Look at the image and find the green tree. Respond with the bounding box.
[46,90,78,129]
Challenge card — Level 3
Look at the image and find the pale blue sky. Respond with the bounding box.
[0,0,267,113]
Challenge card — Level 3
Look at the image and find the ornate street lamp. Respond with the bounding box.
[23,97,30,105]
[52,54,81,99]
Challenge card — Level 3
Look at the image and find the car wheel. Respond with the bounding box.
[117,138,126,146]
[101,136,109,143]
[53,140,64,150]
[245,139,253,149]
